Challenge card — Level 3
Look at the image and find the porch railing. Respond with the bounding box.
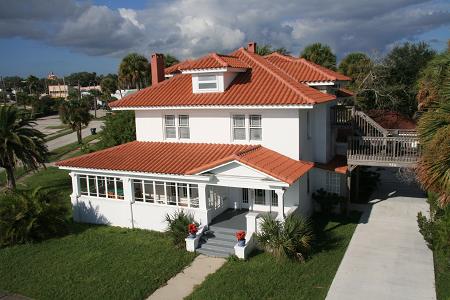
[347,136,421,167]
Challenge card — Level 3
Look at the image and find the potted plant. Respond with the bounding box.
[188,223,198,238]
[236,230,246,247]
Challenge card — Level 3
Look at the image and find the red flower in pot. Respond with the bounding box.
[188,223,198,238]
[236,230,246,247]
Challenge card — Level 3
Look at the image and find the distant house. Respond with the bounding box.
[111,89,138,100]
[48,84,69,99]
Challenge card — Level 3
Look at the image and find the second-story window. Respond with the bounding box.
[178,115,190,139]
[165,115,176,138]
[249,115,262,140]
[233,115,246,140]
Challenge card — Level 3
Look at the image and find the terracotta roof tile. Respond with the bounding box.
[110,48,335,108]
[336,87,354,97]
[56,141,313,185]
[315,155,348,174]
[165,60,193,75]
[264,52,351,82]
[178,53,250,70]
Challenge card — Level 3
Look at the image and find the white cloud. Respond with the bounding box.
[0,0,448,60]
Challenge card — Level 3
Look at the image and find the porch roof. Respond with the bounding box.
[56,141,313,184]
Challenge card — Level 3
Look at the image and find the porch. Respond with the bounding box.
[209,209,278,231]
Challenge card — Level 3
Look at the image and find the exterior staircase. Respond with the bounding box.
[197,225,237,258]
[331,105,420,168]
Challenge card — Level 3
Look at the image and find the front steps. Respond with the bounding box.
[197,225,237,258]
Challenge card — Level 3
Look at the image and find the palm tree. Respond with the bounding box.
[300,43,337,70]
[118,53,149,90]
[0,106,48,189]
[59,98,92,144]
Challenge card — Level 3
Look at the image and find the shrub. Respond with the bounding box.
[257,213,313,262]
[0,188,70,247]
[312,188,345,214]
[165,210,198,248]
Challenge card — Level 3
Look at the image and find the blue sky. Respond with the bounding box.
[0,0,449,77]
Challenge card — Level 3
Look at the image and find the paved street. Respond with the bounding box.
[326,168,435,300]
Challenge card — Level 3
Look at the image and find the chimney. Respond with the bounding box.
[151,53,165,86]
[247,41,257,54]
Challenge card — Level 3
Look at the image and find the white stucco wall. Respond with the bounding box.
[135,108,301,160]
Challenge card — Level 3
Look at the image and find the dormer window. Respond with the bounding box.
[198,75,218,90]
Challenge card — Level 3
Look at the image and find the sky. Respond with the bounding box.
[0,0,449,77]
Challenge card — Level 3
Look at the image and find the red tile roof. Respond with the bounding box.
[315,155,348,174]
[264,52,351,82]
[110,48,335,108]
[178,53,250,70]
[56,141,313,185]
[165,60,193,75]
[336,87,354,97]
[367,110,416,130]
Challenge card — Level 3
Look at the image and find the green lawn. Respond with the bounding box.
[49,134,99,162]
[187,212,360,300]
[0,167,196,300]
[0,225,196,300]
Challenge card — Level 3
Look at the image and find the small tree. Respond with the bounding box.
[59,98,92,144]
[0,106,48,189]
[300,43,337,70]
[99,111,135,148]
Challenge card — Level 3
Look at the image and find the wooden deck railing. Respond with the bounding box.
[330,105,353,126]
[330,105,388,137]
[347,136,421,167]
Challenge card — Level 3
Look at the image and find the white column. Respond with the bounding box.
[275,189,285,221]
[197,183,209,225]
[122,177,134,228]
[69,172,80,221]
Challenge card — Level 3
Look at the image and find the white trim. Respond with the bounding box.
[111,104,314,111]
[305,81,335,86]
[181,67,247,74]
[194,160,281,182]
[58,166,211,182]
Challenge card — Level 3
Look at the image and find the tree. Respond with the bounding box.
[416,51,450,110]
[59,98,92,144]
[338,52,371,78]
[100,77,118,97]
[0,106,48,189]
[256,44,290,56]
[26,75,40,95]
[164,54,179,67]
[65,72,97,87]
[99,111,136,148]
[300,43,336,70]
[118,53,149,90]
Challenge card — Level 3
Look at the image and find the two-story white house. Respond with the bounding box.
[57,42,351,254]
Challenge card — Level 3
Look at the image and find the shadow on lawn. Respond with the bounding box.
[311,211,361,254]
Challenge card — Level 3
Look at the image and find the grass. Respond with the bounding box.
[434,248,450,300]
[0,225,196,300]
[187,212,360,300]
[0,166,28,187]
[0,166,196,300]
[45,128,73,141]
[45,124,67,130]
[49,134,99,162]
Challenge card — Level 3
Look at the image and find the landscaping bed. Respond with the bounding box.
[187,212,360,300]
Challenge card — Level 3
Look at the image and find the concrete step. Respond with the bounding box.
[200,242,234,253]
[208,226,239,234]
[197,247,233,258]
[205,238,236,248]
[209,232,236,242]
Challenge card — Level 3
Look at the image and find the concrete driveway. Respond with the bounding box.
[326,168,436,300]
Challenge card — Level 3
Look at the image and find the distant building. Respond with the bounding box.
[80,85,102,93]
[48,85,69,99]
[111,89,138,100]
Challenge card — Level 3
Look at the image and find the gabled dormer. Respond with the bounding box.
[178,52,249,93]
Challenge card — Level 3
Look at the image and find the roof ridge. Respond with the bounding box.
[210,53,228,67]
[238,48,316,104]
[235,144,261,157]
[298,58,337,81]
[265,52,296,61]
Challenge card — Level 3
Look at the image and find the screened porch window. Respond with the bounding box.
[326,172,340,194]
[78,175,124,200]
[255,189,266,205]
[271,190,278,206]
[242,188,249,204]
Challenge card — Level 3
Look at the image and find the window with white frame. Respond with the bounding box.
[255,189,266,205]
[164,115,176,138]
[232,115,246,140]
[242,188,249,204]
[79,175,124,199]
[198,75,218,90]
[271,190,278,206]
[249,115,262,140]
[132,179,199,208]
[178,115,190,139]
[326,172,340,194]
